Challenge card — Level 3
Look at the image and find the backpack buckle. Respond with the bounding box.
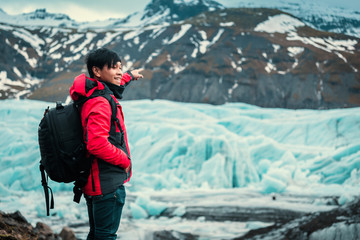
[56,101,64,110]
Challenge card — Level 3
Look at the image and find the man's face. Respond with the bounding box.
[93,61,123,86]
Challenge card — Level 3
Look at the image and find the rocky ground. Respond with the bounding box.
[150,197,360,240]
[1,197,360,239]
[157,197,360,240]
[0,211,75,240]
[234,197,360,240]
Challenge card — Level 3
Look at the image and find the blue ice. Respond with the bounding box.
[1,99,360,204]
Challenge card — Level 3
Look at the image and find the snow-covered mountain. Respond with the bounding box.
[0,0,224,29]
[0,8,78,28]
[0,0,359,108]
[219,0,360,38]
[2,0,359,37]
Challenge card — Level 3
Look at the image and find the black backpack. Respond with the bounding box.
[38,89,128,216]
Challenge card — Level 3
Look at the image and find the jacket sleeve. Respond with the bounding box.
[120,71,133,86]
[82,97,130,169]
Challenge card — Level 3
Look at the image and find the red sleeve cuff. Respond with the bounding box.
[120,72,133,85]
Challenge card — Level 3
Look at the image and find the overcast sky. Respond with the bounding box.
[0,0,149,21]
[0,0,359,22]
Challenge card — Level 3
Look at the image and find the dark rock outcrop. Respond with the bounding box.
[0,211,75,240]
[234,197,360,240]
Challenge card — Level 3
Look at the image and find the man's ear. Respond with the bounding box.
[92,66,101,78]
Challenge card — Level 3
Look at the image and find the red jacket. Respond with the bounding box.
[69,73,132,196]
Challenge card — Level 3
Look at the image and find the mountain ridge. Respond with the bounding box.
[0,0,359,109]
[1,0,360,37]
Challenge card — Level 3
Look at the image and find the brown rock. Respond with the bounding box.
[59,226,77,240]
[0,210,67,240]
[35,222,55,240]
[0,210,37,239]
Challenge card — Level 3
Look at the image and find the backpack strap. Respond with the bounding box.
[72,96,98,204]
[100,93,131,159]
[40,164,54,216]
[88,89,130,159]
[73,154,94,203]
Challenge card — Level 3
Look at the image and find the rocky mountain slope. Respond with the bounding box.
[227,0,360,39]
[0,0,359,109]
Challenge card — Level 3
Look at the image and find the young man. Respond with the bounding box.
[69,48,143,239]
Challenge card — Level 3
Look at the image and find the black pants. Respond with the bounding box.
[85,185,126,240]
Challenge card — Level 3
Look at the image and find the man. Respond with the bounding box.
[69,48,143,239]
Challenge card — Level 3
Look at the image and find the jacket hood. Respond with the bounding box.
[69,74,105,101]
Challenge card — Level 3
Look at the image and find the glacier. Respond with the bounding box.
[1,99,360,239]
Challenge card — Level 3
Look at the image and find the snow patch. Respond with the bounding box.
[273,44,281,53]
[265,61,276,73]
[124,29,144,41]
[220,22,235,27]
[64,33,83,45]
[0,72,41,99]
[163,24,192,45]
[288,46,304,57]
[228,81,239,96]
[255,14,305,34]
[287,33,358,53]
[13,67,22,77]
[49,43,62,54]
[191,29,225,57]
[12,44,37,68]
[145,49,162,64]
[96,32,120,48]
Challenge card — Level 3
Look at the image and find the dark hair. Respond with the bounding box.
[85,48,121,78]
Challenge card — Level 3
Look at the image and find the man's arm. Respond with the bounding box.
[130,69,144,80]
[120,69,144,85]
[82,97,131,169]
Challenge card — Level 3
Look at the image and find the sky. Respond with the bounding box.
[0,0,359,22]
[0,0,149,22]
